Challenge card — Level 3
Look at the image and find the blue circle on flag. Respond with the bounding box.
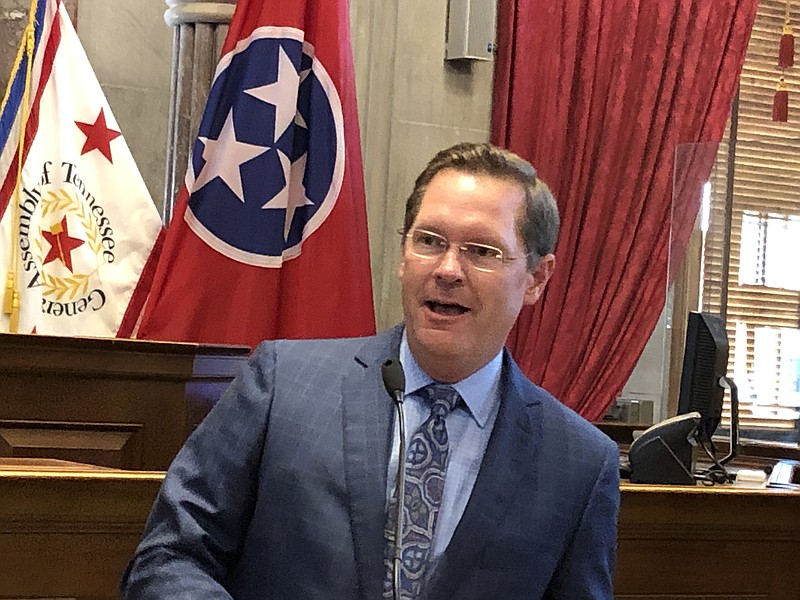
[185,27,344,267]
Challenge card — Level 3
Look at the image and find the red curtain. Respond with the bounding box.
[493,0,757,421]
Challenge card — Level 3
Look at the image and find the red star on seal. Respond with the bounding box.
[42,216,85,273]
[75,108,121,163]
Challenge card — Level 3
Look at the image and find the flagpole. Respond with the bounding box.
[2,0,39,333]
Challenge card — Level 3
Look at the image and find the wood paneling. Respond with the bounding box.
[0,459,162,600]
[615,484,800,599]
[0,333,249,470]
[0,420,143,468]
[1,459,799,600]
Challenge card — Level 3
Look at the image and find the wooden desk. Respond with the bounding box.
[616,482,800,599]
[2,460,799,599]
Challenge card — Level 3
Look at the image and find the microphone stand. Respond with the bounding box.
[381,358,406,600]
[391,387,406,600]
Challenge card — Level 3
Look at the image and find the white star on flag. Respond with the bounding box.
[262,151,314,241]
[245,45,300,143]
[192,109,268,201]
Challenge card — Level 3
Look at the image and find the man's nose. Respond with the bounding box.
[433,246,464,280]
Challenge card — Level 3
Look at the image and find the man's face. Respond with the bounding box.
[399,169,555,382]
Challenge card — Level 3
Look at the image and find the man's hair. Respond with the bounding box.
[403,142,560,268]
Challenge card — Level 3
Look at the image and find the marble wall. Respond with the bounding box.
[350,0,495,327]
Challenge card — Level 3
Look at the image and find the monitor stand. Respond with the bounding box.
[718,376,739,466]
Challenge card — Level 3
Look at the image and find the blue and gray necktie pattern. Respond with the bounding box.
[383,383,461,599]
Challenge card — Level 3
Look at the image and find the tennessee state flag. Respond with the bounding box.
[137,0,375,347]
[0,0,163,337]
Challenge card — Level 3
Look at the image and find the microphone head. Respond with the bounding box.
[381,358,405,398]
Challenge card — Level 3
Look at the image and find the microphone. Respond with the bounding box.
[381,358,406,600]
[381,358,405,402]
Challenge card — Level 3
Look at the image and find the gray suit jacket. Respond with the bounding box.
[121,326,619,599]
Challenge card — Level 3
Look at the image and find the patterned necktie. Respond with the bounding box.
[383,383,461,599]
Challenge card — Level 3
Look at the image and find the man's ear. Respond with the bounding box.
[523,253,555,305]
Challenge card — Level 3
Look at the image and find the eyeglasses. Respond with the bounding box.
[403,228,527,273]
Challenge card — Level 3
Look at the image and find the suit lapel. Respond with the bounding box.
[341,326,403,600]
[424,355,543,599]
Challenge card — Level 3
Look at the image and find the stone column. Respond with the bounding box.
[163,0,236,224]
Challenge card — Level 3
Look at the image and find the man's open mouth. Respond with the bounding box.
[425,301,469,316]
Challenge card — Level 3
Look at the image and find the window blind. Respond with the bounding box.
[703,0,800,434]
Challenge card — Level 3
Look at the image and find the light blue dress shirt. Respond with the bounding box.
[386,331,503,558]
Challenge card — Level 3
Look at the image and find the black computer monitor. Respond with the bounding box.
[677,312,730,441]
[628,312,738,484]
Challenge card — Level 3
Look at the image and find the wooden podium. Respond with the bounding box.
[2,459,799,600]
[0,333,249,470]
[0,458,163,600]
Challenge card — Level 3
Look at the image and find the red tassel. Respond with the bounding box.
[774,77,789,122]
[780,24,795,67]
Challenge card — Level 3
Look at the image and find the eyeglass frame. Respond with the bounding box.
[401,228,534,273]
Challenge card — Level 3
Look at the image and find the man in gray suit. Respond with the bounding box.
[121,142,620,599]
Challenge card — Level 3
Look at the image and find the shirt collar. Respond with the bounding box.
[399,330,503,428]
